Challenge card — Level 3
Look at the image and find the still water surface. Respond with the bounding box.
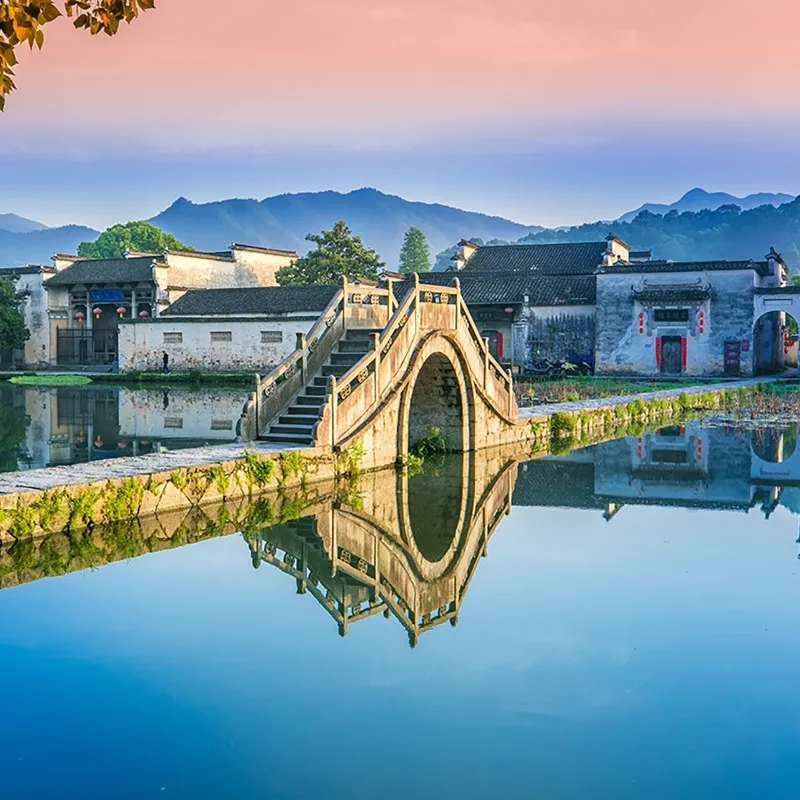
[0,383,247,471]
[2,422,800,798]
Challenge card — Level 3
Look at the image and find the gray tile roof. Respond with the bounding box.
[603,259,771,276]
[632,282,711,303]
[45,256,159,286]
[459,242,608,276]
[163,285,340,316]
[754,286,800,295]
[408,272,596,306]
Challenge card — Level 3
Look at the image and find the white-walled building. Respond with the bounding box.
[1,243,298,369]
[119,285,339,373]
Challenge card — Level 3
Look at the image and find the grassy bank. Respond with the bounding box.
[526,383,772,457]
[7,375,93,387]
[516,376,713,406]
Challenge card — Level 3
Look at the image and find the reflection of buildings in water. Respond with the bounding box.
[247,452,517,646]
[12,385,248,470]
[514,421,800,524]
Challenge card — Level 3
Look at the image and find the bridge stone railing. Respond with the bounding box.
[313,274,517,450]
[237,278,395,441]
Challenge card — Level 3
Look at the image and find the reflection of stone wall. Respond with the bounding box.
[118,387,248,441]
[592,424,755,508]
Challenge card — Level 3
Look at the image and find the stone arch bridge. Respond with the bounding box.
[238,276,529,470]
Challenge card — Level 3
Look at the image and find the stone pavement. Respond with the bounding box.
[518,376,776,420]
[0,441,304,495]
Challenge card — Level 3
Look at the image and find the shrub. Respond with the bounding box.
[550,412,577,436]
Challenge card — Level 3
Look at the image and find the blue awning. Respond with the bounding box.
[90,288,125,303]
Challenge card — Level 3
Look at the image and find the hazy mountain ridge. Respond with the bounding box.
[618,188,794,223]
[0,213,49,234]
[148,188,544,267]
[0,225,100,267]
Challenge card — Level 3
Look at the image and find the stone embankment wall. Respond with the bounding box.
[0,442,364,545]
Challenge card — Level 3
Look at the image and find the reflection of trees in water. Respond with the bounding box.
[752,424,798,463]
[0,405,30,472]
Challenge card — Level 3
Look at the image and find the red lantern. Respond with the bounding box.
[504,307,514,314]
[116,306,127,318]
[94,436,103,448]
[117,441,128,449]
[74,310,85,322]
[138,309,150,319]
[92,306,103,318]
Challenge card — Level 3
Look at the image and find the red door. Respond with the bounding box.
[483,330,503,360]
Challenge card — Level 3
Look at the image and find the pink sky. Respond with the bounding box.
[3,1,800,229]
[5,0,800,147]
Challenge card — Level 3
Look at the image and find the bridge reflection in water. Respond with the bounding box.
[5,422,800,635]
[247,450,516,646]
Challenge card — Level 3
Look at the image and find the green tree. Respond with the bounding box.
[1,1,154,111]
[77,221,192,258]
[399,227,432,273]
[276,221,384,286]
[0,278,29,351]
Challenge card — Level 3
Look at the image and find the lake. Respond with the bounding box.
[2,421,800,798]
[0,383,249,471]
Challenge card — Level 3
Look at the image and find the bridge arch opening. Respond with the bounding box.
[754,310,798,375]
[407,352,465,453]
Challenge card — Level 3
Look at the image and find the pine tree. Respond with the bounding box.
[276,221,384,286]
[399,228,432,273]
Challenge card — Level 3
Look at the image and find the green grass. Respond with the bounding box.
[517,377,705,405]
[8,374,93,386]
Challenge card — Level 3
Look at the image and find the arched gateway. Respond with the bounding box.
[239,275,530,470]
[753,287,800,375]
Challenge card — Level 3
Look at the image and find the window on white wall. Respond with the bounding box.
[210,331,233,343]
[163,332,183,344]
[261,330,283,343]
[210,419,233,430]
[164,417,184,429]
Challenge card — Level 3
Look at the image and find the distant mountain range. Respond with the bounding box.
[3,186,800,272]
[617,188,795,223]
[148,188,544,268]
[513,197,800,267]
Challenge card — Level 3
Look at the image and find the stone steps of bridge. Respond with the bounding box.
[261,432,315,446]
[259,328,382,446]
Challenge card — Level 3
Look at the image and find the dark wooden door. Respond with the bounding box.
[724,340,741,377]
[661,336,682,375]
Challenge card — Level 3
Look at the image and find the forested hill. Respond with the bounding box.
[515,199,800,268]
